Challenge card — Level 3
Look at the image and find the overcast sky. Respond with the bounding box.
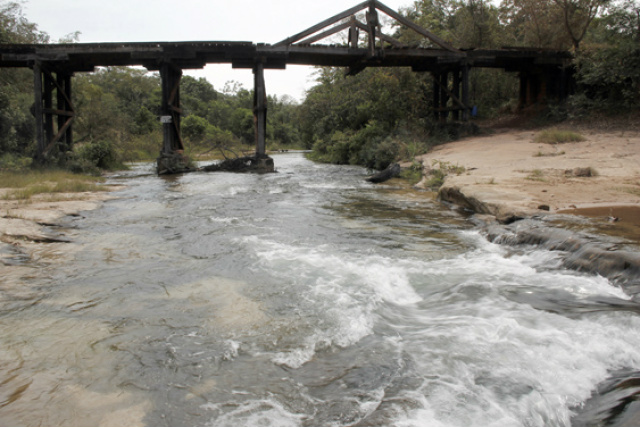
[23,0,413,101]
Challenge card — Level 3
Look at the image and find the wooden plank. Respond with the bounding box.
[373,0,460,53]
[274,1,370,47]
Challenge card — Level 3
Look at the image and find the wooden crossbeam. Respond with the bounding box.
[373,0,460,53]
[275,0,459,57]
[297,22,351,45]
[353,20,406,48]
[43,116,74,155]
[43,68,74,111]
[274,1,370,47]
[43,108,75,117]
[433,74,468,109]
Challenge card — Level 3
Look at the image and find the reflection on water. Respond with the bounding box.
[1,154,639,427]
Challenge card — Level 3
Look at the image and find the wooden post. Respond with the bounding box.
[56,72,74,152]
[253,61,267,159]
[432,72,440,121]
[453,70,461,121]
[366,0,379,57]
[461,64,470,121]
[43,70,54,152]
[64,73,73,150]
[440,71,449,123]
[33,61,45,163]
[349,16,359,48]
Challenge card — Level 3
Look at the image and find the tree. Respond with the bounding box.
[0,1,49,159]
[553,0,611,49]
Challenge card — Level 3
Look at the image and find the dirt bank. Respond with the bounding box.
[415,127,640,228]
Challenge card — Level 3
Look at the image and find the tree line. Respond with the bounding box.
[301,0,640,169]
[0,0,638,172]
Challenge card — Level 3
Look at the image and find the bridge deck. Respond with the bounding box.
[0,41,571,73]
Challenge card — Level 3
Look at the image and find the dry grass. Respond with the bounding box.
[534,150,566,157]
[534,129,586,144]
[525,169,547,182]
[0,171,105,201]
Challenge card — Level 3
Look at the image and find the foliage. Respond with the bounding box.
[399,161,424,185]
[573,42,640,111]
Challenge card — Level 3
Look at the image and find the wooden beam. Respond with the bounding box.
[349,17,359,48]
[44,108,75,117]
[274,1,370,47]
[297,22,351,45]
[43,68,55,150]
[373,0,461,53]
[353,20,406,48]
[433,72,468,110]
[43,116,74,155]
[44,68,74,111]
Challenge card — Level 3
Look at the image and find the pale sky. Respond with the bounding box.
[23,0,413,101]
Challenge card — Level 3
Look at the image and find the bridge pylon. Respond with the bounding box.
[32,61,75,164]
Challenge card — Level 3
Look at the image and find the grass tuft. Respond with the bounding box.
[525,169,547,182]
[534,129,586,144]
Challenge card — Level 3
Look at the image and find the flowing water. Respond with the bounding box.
[1,153,640,427]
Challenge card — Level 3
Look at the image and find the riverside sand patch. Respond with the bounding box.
[416,129,640,221]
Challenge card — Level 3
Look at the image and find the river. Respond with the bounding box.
[1,153,639,427]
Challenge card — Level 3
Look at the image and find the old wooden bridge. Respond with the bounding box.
[0,0,572,173]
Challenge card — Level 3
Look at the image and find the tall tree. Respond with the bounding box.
[553,0,611,49]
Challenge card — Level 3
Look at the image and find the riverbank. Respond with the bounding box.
[414,126,640,233]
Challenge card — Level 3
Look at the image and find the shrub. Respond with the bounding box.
[67,140,123,174]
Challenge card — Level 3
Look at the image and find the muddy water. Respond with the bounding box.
[1,153,640,427]
[556,206,640,244]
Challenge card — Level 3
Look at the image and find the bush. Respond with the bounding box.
[68,140,122,174]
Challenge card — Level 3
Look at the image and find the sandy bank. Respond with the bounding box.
[415,128,640,226]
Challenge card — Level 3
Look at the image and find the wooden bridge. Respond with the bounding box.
[0,0,572,173]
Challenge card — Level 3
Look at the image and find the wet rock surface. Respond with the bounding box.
[481,218,640,299]
[571,370,640,427]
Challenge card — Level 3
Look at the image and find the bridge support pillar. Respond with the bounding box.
[252,61,274,172]
[157,62,193,175]
[32,61,75,165]
[253,62,267,159]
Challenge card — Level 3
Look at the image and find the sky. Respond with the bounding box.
[22,0,413,101]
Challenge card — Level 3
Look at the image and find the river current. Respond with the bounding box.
[1,153,639,427]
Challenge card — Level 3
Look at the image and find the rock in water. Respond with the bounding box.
[366,163,401,184]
